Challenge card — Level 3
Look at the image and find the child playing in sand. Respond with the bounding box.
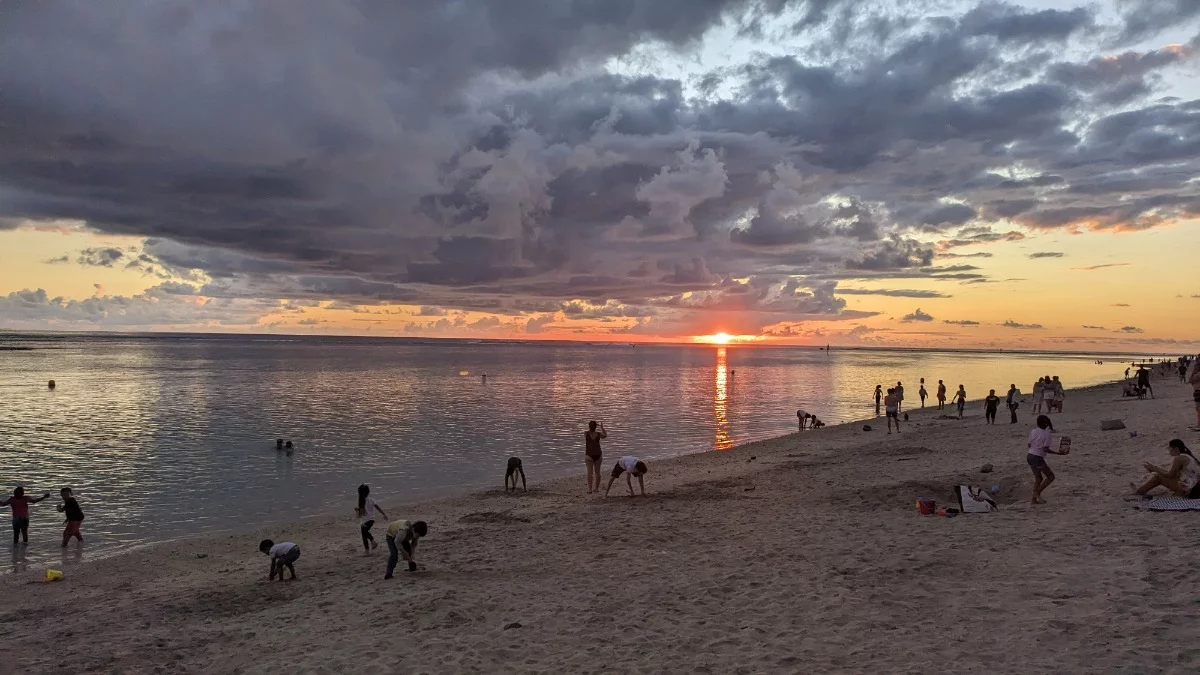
[57,488,84,547]
[355,484,389,556]
[2,487,51,545]
[984,390,1000,425]
[605,456,648,497]
[1027,415,1068,505]
[260,539,300,581]
[383,519,429,578]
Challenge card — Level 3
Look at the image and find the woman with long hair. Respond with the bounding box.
[1132,440,1200,498]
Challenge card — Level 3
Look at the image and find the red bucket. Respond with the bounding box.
[916,499,936,515]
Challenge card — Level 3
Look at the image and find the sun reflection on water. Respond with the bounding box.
[714,347,733,450]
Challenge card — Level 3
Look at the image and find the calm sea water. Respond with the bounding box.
[0,332,1142,568]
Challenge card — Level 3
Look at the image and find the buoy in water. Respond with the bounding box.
[47,380,56,389]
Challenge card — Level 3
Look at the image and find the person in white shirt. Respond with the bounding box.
[355,484,389,556]
[259,539,300,581]
[604,456,648,497]
[1027,415,1068,505]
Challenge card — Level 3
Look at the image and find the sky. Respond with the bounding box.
[0,0,1198,351]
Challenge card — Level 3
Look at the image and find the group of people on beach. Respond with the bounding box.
[2,487,85,548]
[259,419,650,582]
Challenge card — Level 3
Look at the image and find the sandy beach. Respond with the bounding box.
[3,376,1199,674]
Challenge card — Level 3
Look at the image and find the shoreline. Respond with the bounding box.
[0,378,1128,573]
[4,376,1198,673]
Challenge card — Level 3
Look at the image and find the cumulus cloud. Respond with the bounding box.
[901,308,934,322]
[1,1,1198,335]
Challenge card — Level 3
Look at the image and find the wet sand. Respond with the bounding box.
[2,377,1199,674]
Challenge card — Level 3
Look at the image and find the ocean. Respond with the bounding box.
[0,332,1143,567]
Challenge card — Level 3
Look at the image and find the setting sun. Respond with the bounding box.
[696,332,733,345]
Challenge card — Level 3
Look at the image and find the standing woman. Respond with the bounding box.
[1032,377,1044,414]
[585,421,607,494]
[936,380,947,410]
[953,385,967,419]
[1027,414,1068,505]
[355,484,389,556]
[1052,375,1065,412]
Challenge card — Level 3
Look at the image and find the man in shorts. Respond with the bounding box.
[604,456,648,497]
[884,388,901,434]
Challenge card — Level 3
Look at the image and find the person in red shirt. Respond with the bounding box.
[1,486,51,545]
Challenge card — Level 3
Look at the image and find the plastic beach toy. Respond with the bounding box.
[44,569,63,582]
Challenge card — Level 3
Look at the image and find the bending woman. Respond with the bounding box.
[1131,440,1200,498]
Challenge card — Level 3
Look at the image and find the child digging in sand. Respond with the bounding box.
[1027,415,1068,505]
[384,519,428,578]
[604,456,648,497]
[260,539,300,581]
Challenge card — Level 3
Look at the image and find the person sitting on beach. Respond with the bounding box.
[1131,440,1200,499]
[936,380,947,410]
[1027,415,1068,505]
[384,519,428,578]
[874,385,882,416]
[2,487,50,545]
[984,390,1000,425]
[57,488,84,548]
[884,388,901,434]
[811,417,825,429]
[918,379,927,408]
[604,456,648,497]
[953,385,967,419]
[585,421,607,494]
[259,539,300,581]
[505,457,527,492]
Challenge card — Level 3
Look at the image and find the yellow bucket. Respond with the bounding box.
[45,569,63,582]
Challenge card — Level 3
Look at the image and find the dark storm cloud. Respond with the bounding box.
[2,0,1199,331]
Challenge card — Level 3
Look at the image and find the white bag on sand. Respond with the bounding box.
[956,485,998,513]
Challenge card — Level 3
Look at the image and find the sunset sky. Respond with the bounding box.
[1,0,1198,351]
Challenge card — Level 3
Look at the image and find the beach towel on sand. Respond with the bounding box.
[1135,497,1200,511]
[956,485,998,513]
